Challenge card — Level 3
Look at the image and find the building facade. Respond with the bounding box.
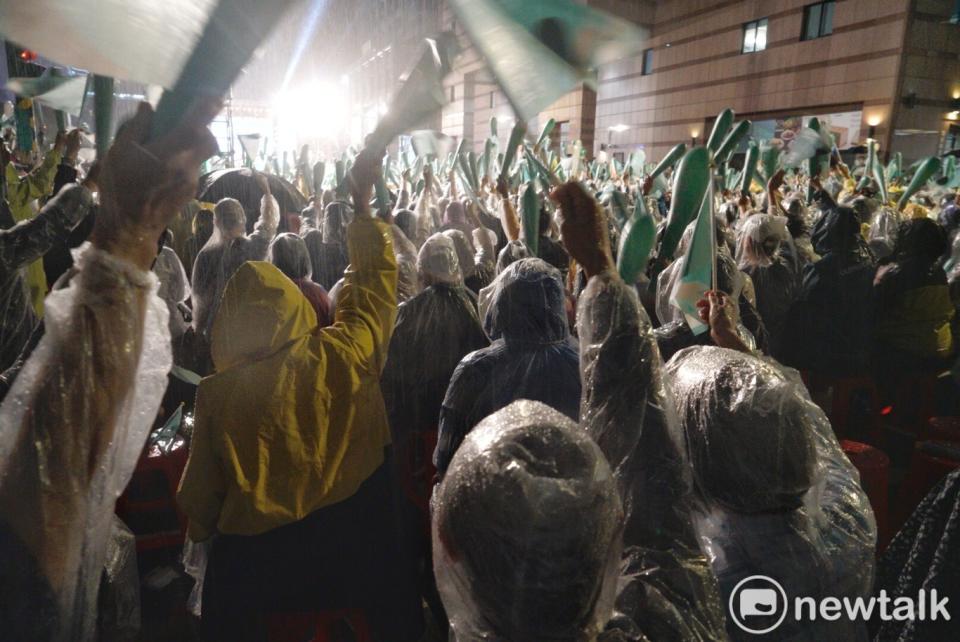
[594,0,960,163]
[436,0,960,164]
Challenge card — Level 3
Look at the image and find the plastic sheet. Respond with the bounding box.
[153,245,191,340]
[301,201,351,290]
[435,258,581,477]
[1,183,94,373]
[191,194,278,340]
[432,400,624,641]
[736,214,797,357]
[867,207,901,260]
[0,243,171,641]
[417,233,463,286]
[268,232,332,327]
[97,517,141,641]
[391,223,420,303]
[381,272,487,444]
[665,346,876,641]
[576,271,727,640]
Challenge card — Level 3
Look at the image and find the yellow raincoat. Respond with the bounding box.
[4,150,61,316]
[178,216,398,541]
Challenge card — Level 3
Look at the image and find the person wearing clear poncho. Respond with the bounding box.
[736,213,798,360]
[780,187,877,375]
[665,346,877,641]
[382,233,488,450]
[301,200,351,290]
[191,178,279,343]
[432,182,726,641]
[0,100,219,641]
[434,256,582,477]
[380,232,488,631]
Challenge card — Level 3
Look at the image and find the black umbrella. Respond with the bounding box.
[197,168,308,234]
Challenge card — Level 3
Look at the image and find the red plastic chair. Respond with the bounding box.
[266,609,372,642]
[807,374,881,441]
[115,438,190,552]
[893,441,960,535]
[841,440,891,552]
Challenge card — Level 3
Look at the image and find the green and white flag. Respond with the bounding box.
[448,0,647,122]
[670,181,716,336]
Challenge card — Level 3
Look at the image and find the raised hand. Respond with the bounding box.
[550,181,614,278]
[91,99,220,270]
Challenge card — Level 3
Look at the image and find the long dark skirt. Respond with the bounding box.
[201,461,424,642]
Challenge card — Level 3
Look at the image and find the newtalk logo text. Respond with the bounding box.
[729,575,950,635]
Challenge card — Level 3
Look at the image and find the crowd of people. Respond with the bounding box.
[0,94,959,642]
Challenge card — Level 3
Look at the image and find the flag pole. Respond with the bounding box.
[709,162,718,293]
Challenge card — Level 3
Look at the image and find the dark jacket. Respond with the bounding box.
[781,196,877,374]
[381,284,488,444]
[0,184,93,372]
[435,259,581,476]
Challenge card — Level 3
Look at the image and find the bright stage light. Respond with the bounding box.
[273,81,349,145]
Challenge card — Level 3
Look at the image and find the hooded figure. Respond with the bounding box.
[441,201,474,241]
[268,232,332,328]
[443,229,480,292]
[736,214,798,359]
[781,193,877,375]
[382,234,488,446]
[191,194,279,343]
[874,218,953,374]
[434,258,581,477]
[178,212,422,641]
[432,260,729,640]
[302,201,351,290]
[433,401,624,642]
[477,240,531,325]
[666,346,876,641]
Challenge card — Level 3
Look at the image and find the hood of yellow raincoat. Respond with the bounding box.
[211,261,317,371]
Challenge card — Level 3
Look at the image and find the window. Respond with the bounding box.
[641,48,654,75]
[802,1,835,40]
[742,18,768,53]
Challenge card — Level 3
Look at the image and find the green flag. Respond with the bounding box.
[670,182,715,336]
[448,0,647,122]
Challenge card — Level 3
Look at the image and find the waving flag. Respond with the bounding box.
[448,0,647,122]
[670,182,716,336]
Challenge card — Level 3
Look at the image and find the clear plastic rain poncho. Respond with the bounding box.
[867,207,902,260]
[1,184,95,373]
[432,400,624,642]
[478,240,531,327]
[191,194,278,340]
[736,214,798,358]
[0,242,171,640]
[665,346,876,641]
[153,244,192,340]
[435,258,581,477]
[301,201,351,290]
[390,223,420,304]
[577,272,727,641]
[381,233,488,445]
